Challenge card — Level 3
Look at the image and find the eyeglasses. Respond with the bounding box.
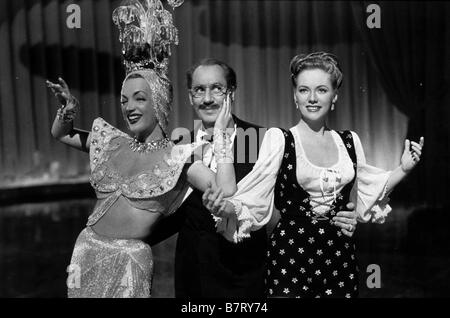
[189,84,228,99]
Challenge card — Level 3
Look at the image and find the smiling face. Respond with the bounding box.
[293,68,338,124]
[189,65,234,129]
[120,77,158,141]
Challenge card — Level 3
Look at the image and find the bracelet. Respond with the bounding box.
[213,128,234,163]
[56,97,79,123]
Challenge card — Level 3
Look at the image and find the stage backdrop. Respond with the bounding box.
[0,1,448,206]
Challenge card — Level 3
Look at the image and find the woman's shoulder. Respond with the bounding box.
[331,129,362,145]
[266,127,288,138]
[91,117,129,138]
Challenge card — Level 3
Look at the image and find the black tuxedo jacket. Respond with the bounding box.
[148,115,267,298]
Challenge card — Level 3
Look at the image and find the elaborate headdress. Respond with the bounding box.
[112,0,184,135]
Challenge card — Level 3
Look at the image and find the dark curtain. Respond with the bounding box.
[352,1,450,206]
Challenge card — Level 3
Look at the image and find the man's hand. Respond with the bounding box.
[202,183,226,216]
[332,202,357,237]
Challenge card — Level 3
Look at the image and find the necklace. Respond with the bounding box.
[129,137,170,153]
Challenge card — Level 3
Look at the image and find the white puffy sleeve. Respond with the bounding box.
[214,128,285,243]
[350,131,392,224]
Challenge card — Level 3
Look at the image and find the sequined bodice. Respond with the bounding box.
[87,117,205,226]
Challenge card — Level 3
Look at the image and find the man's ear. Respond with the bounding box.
[188,93,194,106]
[230,91,235,103]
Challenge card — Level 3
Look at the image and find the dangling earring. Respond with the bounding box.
[295,101,299,109]
[331,103,335,111]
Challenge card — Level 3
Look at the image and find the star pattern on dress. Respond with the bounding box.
[266,129,358,298]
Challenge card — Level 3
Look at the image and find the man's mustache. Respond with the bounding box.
[198,103,220,109]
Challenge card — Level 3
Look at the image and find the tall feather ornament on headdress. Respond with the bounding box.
[113,0,184,75]
[112,0,184,135]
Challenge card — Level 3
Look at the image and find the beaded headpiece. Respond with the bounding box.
[112,0,184,135]
[113,0,183,75]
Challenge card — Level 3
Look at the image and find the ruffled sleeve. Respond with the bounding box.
[350,131,392,224]
[214,128,285,243]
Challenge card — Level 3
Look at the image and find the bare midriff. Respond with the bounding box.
[91,196,161,240]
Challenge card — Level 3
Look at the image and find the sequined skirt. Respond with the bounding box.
[67,227,153,298]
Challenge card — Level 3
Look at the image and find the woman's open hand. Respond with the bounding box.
[401,137,424,173]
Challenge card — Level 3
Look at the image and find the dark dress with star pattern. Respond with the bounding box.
[266,129,359,298]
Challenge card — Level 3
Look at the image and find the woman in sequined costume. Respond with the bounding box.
[202,52,424,298]
[46,0,236,298]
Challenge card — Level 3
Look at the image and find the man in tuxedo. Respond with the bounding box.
[147,58,356,298]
